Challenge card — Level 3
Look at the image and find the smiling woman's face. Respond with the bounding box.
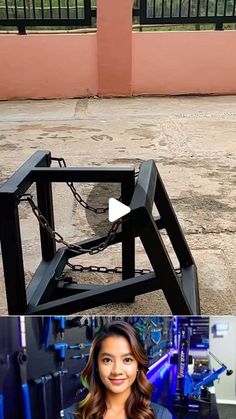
[97,336,138,397]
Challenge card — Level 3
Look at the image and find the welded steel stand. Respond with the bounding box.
[0,151,200,315]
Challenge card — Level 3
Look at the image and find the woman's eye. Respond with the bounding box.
[103,357,112,364]
[124,357,133,363]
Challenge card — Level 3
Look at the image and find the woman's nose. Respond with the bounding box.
[111,361,123,374]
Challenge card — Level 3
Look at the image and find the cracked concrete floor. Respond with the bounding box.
[0,96,235,315]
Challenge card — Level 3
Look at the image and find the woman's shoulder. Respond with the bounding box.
[150,402,172,418]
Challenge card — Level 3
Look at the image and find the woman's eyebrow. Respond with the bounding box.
[100,352,133,357]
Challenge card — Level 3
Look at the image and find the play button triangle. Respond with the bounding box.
[108,198,131,222]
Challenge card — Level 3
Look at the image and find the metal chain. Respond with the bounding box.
[66,263,153,275]
[18,157,146,278]
[51,157,140,214]
[18,194,121,256]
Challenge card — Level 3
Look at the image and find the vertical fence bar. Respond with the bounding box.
[188,0,191,16]
[170,0,173,17]
[67,0,70,18]
[179,0,182,16]
[32,0,36,19]
[153,0,156,17]
[49,0,53,18]
[206,0,209,16]
[196,0,200,16]
[140,0,147,24]
[215,0,218,15]
[75,0,78,18]
[233,0,236,15]
[58,0,61,19]
[223,0,227,15]
[84,0,92,25]
[5,0,9,19]
[14,0,17,19]
[161,0,164,17]
[23,0,27,18]
[41,0,44,19]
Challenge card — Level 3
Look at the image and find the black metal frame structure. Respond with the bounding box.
[133,0,236,30]
[0,150,200,315]
[0,0,96,34]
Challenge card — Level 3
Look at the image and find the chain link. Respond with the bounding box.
[18,157,145,278]
[66,263,153,275]
[52,157,109,214]
[51,157,139,214]
[18,194,121,256]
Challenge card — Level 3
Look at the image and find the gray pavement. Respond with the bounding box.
[0,96,235,315]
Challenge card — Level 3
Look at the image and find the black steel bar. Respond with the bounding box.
[32,0,36,19]
[25,273,158,314]
[140,0,147,24]
[181,265,200,314]
[14,0,17,19]
[215,0,218,15]
[161,0,164,18]
[0,150,51,197]
[0,195,27,314]
[1,15,234,27]
[67,0,70,19]
[23,0,27,19]
[170,0,173,17]
[41,0,44,19]
[133,208,194,314]
[84,0,92,25]
[75,0,78,19]
[206,0,209,16]
[121,172,135,302]
[36,156,56,262]
[179,0,182,17]
[188,0,191,17]
[31,167,134,183]
[154,167,194,268]
[4,0,9,19]
[153,0,156,18]
[223,0,227,16]
[58,0,61,19]
[130,160,157,214]
[197,0,200,16]
[26,248,67,306]
[233,0,236,16]
[49,0,53,19]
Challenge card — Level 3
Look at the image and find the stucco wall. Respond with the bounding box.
[0,34,98,100]
[1,29,236,99]
[132,31,236,96]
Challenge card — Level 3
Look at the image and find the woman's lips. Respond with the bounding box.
[109,379,126,386]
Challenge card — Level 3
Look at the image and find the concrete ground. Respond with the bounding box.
[0,96,235,315]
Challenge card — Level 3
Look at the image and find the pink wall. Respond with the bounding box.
[132,31,236,95]
[97,0,133,96]
[1,23,236,99]
[0,34,98,100]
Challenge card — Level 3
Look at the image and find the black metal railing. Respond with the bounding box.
[0,0,96,33]
[133,0,236,29]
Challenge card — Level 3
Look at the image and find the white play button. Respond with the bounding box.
[108,198,131,222]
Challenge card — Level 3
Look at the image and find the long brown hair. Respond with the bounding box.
[74,320,155,419]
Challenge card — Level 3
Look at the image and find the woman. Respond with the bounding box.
[71,320,171,419]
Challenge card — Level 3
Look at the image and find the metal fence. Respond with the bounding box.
[134,0,236,29]
[0,0,96,33]
[0,0,236,33]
